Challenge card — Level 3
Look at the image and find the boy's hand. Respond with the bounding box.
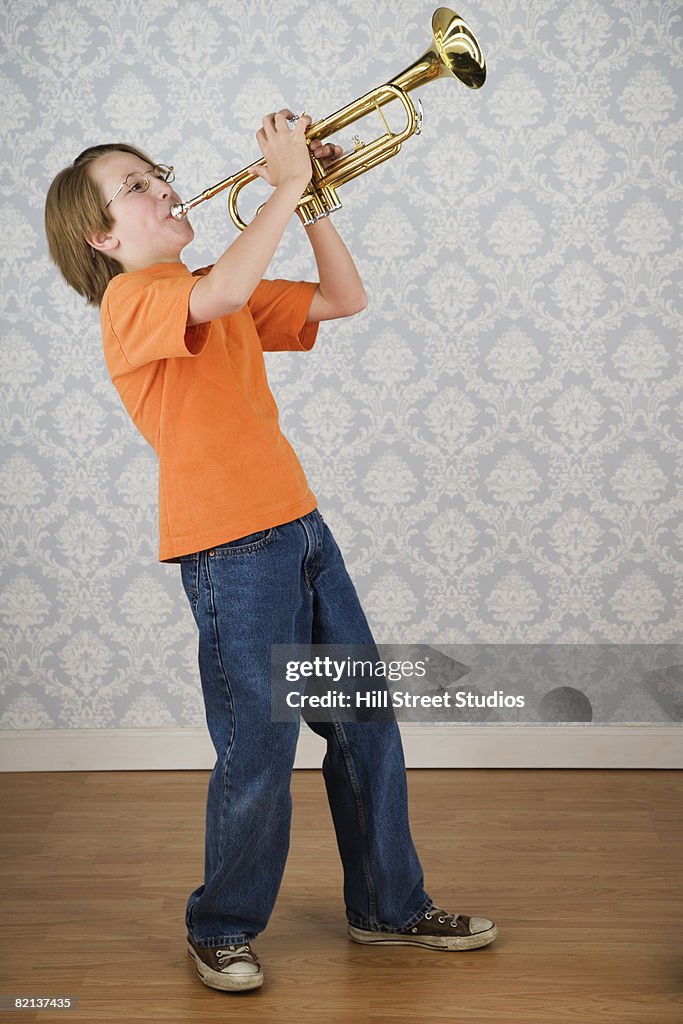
[252,108,313,189]
[251,107,344,188]
[309,136,344,170]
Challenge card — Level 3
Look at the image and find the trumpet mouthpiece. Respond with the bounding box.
[170,202,187,220]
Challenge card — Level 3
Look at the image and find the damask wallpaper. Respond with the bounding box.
[1,0,681,731]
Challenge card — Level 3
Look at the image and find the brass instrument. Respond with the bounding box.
[170,7,486,228]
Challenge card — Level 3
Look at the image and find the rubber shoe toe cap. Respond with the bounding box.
[468,916,495,934]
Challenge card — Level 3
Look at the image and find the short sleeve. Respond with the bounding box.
[247,279,320,352]
[102,269,210,369]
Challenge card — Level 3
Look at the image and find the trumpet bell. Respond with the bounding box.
[392,6,487,94]
[433,5,487,88]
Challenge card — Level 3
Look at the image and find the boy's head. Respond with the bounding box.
[45,143,194,307]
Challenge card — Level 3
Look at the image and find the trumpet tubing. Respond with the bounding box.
[170,7,486,228]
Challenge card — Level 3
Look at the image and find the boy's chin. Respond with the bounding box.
[179,220,195,243]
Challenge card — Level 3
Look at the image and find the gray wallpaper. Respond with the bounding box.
[1,0,681,730]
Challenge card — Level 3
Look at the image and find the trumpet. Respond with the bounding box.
[170,7,486,228]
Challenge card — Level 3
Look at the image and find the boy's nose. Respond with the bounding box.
[150,178,170,200]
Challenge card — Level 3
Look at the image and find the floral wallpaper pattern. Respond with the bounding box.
[0,0,681,730]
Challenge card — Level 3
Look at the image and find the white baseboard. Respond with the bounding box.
[0,725,680,771]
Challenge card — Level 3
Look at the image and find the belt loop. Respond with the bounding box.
[315,509,323,553]
[300,513,314,560]
[310,509,323,557]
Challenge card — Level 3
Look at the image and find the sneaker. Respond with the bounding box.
[347,905,498,951]
[186,934,264,991]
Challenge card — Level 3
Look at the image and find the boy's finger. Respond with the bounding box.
[311,141,342,157]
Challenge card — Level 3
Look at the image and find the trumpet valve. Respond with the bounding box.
[415,97,424,136]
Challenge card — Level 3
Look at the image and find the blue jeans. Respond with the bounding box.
[178,507,432,947]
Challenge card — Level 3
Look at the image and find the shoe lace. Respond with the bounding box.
[424,906,463,928]
[216,944,258,968]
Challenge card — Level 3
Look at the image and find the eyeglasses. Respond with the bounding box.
[105,164,175,208]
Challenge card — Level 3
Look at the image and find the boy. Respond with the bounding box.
[44,108,497,993]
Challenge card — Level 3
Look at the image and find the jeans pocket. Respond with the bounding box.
[208,526,278,557]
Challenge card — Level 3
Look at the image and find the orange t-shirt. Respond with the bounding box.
[100,261,320,562]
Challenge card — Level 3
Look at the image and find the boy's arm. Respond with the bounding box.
[188,114,367,326]
[188,179,307,325]
[302,216,368,321]
[188,110,312,326]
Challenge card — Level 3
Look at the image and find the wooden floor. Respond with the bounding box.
[1,768,681,1023]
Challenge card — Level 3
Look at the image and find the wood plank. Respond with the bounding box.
[0,769,681,1023]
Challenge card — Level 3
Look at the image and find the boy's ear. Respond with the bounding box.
[86,230,119,255]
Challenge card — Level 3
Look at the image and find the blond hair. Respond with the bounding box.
[44,143,157,307]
